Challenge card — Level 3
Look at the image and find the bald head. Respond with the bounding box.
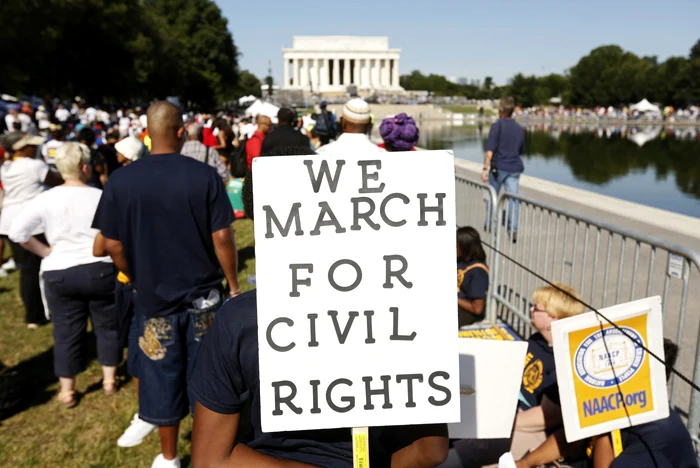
[147,101,185,154]
[257,115,272,135]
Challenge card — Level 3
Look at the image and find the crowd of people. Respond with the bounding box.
[0,94,696,468]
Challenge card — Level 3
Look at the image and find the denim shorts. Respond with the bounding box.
[136,297,221,426]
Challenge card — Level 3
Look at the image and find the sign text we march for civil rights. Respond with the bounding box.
[253,150,461,432]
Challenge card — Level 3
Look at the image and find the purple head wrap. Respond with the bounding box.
[379,113,419,151]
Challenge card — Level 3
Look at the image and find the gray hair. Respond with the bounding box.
[55,142,90,180]
[185,122,203,139]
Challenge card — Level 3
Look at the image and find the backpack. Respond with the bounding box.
[457,263,489,292]
[231,136,248,178]
[313,111,333,137]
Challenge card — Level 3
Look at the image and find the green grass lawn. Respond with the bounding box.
[0,219,256,467]
[441,105,495,115]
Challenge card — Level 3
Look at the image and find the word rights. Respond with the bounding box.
[253,150,461,432]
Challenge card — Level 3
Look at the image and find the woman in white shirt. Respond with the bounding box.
[0,132,63,327]
[9,143,119,408]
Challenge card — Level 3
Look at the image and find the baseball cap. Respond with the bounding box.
[0,132,44,152]
[114,136,145,161]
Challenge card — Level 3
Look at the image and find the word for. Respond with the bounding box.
[582,390,648,417]
[262,159,447,238]
[266,307,417,352]
[271,372,452,416]
[289,256,412,297]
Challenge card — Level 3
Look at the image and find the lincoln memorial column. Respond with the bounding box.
[353,57,360,86]
[392,58,399,88]
[343,56,350,88]
[283,56,290,88]
[332,58,339,88]
[293,58,299,88]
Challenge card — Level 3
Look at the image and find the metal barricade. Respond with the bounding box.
[454,176,498,245]
[456,172,700,444]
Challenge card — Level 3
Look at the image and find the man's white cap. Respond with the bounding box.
[115,136,144,161]
[343,98,371,124]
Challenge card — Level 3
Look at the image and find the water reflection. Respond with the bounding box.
[420,123,700,218]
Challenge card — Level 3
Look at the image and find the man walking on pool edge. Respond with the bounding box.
[481,97,525,242]
[92,101,240,468]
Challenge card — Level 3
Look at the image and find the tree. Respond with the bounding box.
[0,0,240,106]
[237,70,261,97]
[691,39,700,60]
[483,76,494,90]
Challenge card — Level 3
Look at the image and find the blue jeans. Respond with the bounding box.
[136,297,222,426]
[488,170,521,233]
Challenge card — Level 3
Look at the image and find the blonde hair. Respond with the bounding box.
[55,142,90,180]
[532,282,585,319]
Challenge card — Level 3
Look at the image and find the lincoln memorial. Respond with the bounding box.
[282,36,403,96]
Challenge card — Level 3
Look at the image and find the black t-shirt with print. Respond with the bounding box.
[519,332,559,410]
[190,290,445,467]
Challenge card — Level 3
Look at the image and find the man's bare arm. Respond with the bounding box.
[103,237,129,277]
[212,226,240,296]
[192,403,316,468]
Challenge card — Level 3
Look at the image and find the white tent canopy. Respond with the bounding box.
[244,99,280,122]
[630,98,661,114]
[238,95,257,105]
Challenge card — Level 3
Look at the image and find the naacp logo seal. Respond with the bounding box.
[574,327,645,388]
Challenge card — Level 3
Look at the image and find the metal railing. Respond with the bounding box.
[455,172,700,444]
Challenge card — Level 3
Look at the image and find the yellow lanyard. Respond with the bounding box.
[611,429,623,457]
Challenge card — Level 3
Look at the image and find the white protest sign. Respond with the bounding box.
[253,150,460,432]
[552,296,668,442]
[448,338,528,439]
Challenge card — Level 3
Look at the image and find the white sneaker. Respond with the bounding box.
[0,269,7,278]
[1,258,16,271]
[117,413,157,448]
[151,454,181,468]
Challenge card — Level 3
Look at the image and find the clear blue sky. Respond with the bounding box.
[215,0,700,85]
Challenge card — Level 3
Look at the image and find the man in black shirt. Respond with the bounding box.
[261,108,310,156]
[93,101,240,468]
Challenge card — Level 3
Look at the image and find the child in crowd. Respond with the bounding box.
[442,283,585,468]
[456,227,489,327]
[191,146,449,468]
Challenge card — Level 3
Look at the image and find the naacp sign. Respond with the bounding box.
[253,150,461,432]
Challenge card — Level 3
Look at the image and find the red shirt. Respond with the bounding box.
[246,131,266,169]
[202,127,218,147]
[377,143,416,151]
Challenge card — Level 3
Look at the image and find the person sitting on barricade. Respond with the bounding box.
[456,226,489,327]
[441,283,585,468]
[191,146,449,468]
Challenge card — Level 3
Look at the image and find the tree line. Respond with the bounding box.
[400,39,700,108]
[0,0,260,108]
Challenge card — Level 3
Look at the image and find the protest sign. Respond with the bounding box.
[552,296,668,442]
[253,150,461,433]
[448,338,528,439]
